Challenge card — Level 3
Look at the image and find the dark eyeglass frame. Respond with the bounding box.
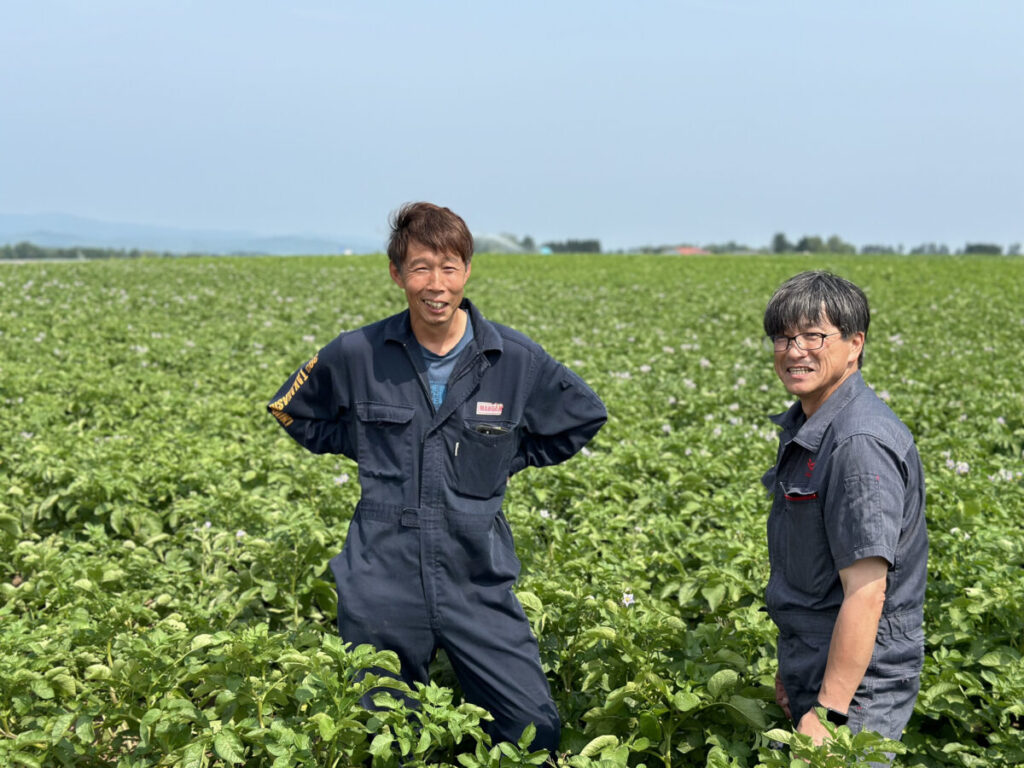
[768,332,839,352]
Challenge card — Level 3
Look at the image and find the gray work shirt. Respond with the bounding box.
[761,371,928,637]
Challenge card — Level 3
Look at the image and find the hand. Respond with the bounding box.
[774,672,792,719]
[796,708,831,746]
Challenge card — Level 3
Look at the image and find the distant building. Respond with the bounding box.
[656,245,711,255]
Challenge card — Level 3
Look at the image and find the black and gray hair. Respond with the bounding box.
[763,271,869,368]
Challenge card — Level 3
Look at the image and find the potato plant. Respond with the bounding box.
[1,254,1022,766]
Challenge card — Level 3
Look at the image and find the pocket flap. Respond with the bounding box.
[782,483,819,502]
[356,402,415,425]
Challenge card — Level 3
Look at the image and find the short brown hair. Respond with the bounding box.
[386,202,474,270]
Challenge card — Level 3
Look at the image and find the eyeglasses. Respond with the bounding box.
[768,332,839,352]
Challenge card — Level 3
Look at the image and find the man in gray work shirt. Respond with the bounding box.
[761,271,928,750]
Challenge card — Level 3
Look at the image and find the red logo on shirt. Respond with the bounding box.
[805,458,816,478]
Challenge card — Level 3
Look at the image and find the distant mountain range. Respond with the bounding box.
[0,212,383,255]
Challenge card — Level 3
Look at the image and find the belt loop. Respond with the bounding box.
[400,508,420,528]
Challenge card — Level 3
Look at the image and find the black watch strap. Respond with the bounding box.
[814,700,849,726]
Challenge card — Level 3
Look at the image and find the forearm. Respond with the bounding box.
[279,414,350,456]
[795,580,885,743]
[818,580,886,711]
[268,349,351,456]
[517,414,606,469]
[518,360,606,469]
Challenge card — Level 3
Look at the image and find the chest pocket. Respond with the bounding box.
[781,483,834,597]
[355,402,415,481]
[451,420,517,499]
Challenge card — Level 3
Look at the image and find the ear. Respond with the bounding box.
[847,331,865,366]
[463,260,472,282]
[389,261,403,288]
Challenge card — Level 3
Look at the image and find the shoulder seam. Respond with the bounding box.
[834,427,912,455]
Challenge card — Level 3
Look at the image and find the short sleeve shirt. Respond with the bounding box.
[761,372,928,636]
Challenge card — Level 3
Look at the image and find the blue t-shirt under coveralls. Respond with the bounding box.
[417,312,474,410]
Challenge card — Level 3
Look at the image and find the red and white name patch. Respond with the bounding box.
[476,402,504,416]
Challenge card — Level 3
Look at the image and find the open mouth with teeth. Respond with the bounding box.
[787,366,814,374]
[424,299,447,310]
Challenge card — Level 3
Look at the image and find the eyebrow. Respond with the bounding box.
[407,254,462,267]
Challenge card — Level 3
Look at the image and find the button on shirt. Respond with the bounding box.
[761,371,928,636]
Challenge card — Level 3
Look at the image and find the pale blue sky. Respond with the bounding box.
[2,1,1021,250]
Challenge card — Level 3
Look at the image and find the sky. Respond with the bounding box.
[2,1,1022,251]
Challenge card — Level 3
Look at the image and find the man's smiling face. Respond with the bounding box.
[773,316,864,417]
[389,239,471,338]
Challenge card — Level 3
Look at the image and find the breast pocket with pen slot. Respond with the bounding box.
[450,420,517,499]
[781,483,832,596]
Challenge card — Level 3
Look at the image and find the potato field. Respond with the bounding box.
[1,254,1022,767]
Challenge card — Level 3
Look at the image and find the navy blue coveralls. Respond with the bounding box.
[762,371,928,741]
[268,298,607,751]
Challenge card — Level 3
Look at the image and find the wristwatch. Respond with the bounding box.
[814,700,849,726]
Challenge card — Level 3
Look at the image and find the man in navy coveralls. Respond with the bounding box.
[761,271,927,754]
[268,202,606,753]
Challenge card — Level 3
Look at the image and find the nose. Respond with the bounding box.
[784,339,808,358]
[426,267,444,289]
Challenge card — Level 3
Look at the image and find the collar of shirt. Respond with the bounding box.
[768,370,868,452]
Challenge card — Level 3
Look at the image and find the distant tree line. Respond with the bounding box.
[771,233,1019,256]
[512,232,1020,257]
[772,233,856,254]
[6,237,1020,261]
[500,235,604,254]
[622,241,755,255]
[542,239,602,254]
[1,242,208,260]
